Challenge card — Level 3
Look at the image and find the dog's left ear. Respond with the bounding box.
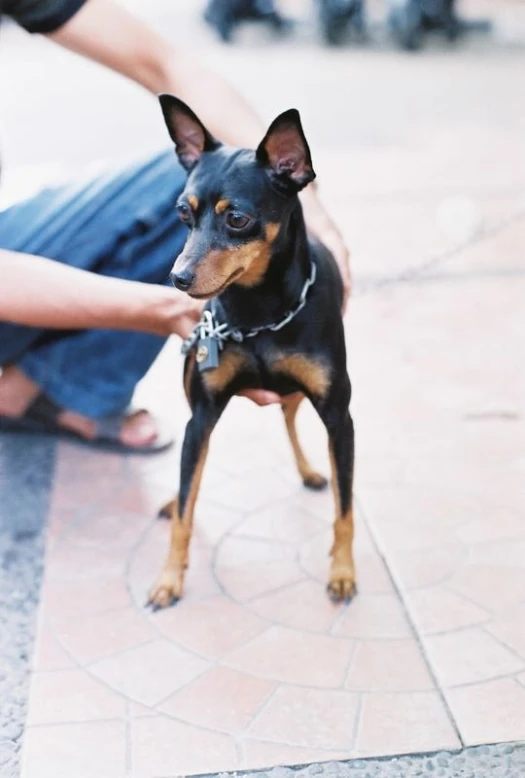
[256,109,315,193]
[159,94,221,171]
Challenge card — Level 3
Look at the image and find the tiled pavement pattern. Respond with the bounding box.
[2,2,525,777]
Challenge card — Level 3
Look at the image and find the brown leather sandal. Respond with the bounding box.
[0,394,173,454]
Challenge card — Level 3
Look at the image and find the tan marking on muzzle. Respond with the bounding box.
[188,222,281,297]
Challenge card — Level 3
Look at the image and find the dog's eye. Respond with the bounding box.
[177,204,192,223]
[226,212,250,230]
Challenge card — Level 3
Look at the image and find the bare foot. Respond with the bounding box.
[0,365,159,448]
[0,366,39,416]
[59,408,158,447]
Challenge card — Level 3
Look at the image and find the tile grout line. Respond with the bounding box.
[152,662,220,709]
[355,203,525,298]
[25,716,126,730]
[441,582,499,616]
[234,737,244,770]
[437,669,525,692]
[340,639,359,692]
[477,626,525,672]
[30,622,261,740]
[124,699,132,777]
[354,494,465,747]
[350,693,364,752]
[237,683,280,737]
[244,574,309,605]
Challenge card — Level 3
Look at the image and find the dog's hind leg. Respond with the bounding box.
[281,393,328,490]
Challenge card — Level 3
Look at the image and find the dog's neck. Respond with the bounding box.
[214,200,311,331]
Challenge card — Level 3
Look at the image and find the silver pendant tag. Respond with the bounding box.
[196,336,220,372]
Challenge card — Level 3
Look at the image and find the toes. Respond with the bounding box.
[303,472,328,491]
[327,576,357,603]
[121,410,158,447]
[147,576,182,610]
[146,587,179,610]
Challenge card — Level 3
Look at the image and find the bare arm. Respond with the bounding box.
[48,0,263,148]
[48,0,351,305]
[0,248,200,338]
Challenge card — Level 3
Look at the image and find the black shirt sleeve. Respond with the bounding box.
[3,0,89,34]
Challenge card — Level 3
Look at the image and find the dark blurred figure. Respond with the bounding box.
[388,0,460,50]
[204,0,292,42]
[318,0,366,45]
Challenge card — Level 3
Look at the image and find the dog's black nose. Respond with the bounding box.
[170,269,195,291]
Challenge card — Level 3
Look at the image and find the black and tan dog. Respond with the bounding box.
[148,95,356,609]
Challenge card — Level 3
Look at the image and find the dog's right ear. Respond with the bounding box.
[159,94,221,172]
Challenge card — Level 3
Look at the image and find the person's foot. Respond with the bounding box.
[0,365,158,448]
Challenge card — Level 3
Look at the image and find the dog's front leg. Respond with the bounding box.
[313,377,357,602]
[148,398,226,609]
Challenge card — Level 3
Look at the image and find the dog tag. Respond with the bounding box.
[195,336,220,372]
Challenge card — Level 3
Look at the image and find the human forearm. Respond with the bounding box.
[48,0,351,303]
[0,249,197,337]
[49,0,264,147]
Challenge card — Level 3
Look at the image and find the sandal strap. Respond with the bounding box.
[26,394,124,442]
[25,393,62,425]
[94,414,124,442]
[25,398,151,446]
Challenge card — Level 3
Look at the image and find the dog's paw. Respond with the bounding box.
[327,566,357,603]
[147,573,183,611]
[303,472,328,491]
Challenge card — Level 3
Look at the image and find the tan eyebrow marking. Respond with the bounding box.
[215,198,230,215]
[188,195,199,211]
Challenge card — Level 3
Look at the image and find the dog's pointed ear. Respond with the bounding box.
[256,109,315,193]
[159,94,221,171]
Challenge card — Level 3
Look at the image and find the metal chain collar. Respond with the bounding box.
[181,261,317,356]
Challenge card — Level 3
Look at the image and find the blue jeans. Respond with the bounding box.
[0,150,187,419]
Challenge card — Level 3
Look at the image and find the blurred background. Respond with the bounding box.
[2,0,525,292]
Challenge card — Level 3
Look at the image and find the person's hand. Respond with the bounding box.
[167,292,281,406]
[176,296,204,340]
[237,389,282,406]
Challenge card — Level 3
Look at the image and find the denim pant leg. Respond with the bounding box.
[0,150,187,418]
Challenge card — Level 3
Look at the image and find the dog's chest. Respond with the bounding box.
[201,345,331,399]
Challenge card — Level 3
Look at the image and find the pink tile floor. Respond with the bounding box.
[23,210,525,774]
[3,2,524,776]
